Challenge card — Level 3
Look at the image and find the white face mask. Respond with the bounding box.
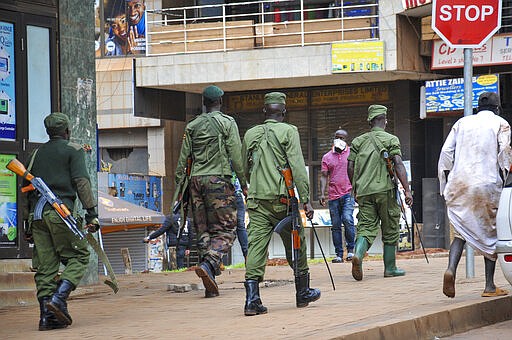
[333,139,346,151]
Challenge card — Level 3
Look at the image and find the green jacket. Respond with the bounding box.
[175,111,246,187]
[347,127,401,197]
[26,137,96,216]
[242,119,310,203]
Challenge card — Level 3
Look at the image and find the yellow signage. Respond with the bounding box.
[332,41,385,73]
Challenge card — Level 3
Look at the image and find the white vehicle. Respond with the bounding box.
[495,175,512,286]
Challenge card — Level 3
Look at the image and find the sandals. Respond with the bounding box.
[481,287,509,297]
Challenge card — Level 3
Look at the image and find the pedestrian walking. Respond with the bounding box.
[319,129,356,263]
[241,92,320,316]
[347,104,412,281]
[143,213,194,269]
[22,112,100,330]
[438,92,512,298]
[174,85,247,298]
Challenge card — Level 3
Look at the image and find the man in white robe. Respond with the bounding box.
[438,92,512,298]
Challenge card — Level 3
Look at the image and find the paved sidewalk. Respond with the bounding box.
[1,255,511,339]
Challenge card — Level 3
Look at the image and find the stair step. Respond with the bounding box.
[0,289,37,308]
[0,259,33,272]
[0,272,36,290]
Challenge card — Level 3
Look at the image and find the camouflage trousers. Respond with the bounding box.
[190,175,237,274]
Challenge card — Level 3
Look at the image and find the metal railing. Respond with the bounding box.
[146,0,379,56]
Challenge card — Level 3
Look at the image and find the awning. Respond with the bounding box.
[98,191,165,234]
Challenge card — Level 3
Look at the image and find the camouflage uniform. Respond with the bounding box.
[175,86,246,276]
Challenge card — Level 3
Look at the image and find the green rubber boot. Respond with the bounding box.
[351,237,369,281]
[383,244,405,277]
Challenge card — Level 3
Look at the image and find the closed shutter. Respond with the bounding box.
[98,228,147,275]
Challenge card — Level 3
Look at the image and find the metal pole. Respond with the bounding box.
[463,47,475,278]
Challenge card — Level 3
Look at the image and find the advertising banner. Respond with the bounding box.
[332,41,384,73]
[0,21,16,141]
[107,173,162,212]
[101,0,146,57]
[0,154,17,247]
[424,74,499,116]
[432,34,512,69]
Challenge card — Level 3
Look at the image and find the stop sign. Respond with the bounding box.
[432,0,502,48]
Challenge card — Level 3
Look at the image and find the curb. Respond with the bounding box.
[337,295,512,339]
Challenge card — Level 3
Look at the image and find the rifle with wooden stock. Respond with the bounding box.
[273,166,336,291]
[382,152,429,263]
[6,158,119,292]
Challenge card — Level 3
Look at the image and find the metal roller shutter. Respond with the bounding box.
[98,228,147,275]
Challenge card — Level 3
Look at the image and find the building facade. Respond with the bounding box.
[96,1,512,265]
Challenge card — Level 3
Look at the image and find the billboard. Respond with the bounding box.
[97,0,147,57]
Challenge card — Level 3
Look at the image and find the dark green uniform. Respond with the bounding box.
[242,119,310,281]
[347,126,401,245]
[27,137,96,299]
[175,110,246,273]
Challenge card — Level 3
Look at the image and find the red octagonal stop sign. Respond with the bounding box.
[432,0,502,48]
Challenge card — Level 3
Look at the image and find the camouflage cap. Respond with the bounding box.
[478,92,500,108]
[202,85,224,100]
[264,92,286,105]
[367,104,387,122]
[44,112,69,136]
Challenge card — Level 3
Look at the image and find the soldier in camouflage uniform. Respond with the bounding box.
[23,112,100,330]
[347,105,412,281]
[241,92,320,316]
[174,85,247,298]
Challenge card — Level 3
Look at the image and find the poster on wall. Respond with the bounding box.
[0,21,16,141]
[331,41,384,73]
[0,154,17,247]
[102,0,146,57]
[107,173,162,212]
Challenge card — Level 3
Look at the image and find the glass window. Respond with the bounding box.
[27,25,51,143]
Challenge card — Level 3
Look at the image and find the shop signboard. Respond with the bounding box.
[424,74,498,116]
[0,21,16,141]
[402,0,431,10]
[432,34,512,69]
[331,41,385,73]
[0,154,17,247]
[107,173,162,212]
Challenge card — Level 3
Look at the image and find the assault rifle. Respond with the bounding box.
[383,152,429,264]
[172,156,192,240]
[6,158,119,293]
[273,167,336,291]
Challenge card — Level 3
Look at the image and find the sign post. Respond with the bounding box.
[432,0,502,278]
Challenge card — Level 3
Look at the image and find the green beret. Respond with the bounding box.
[367,104,387,122]
[44,112,70,136]
[264,92,286,105]
[202,85,224,100]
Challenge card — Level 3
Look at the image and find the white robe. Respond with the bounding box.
[438,110,512,257]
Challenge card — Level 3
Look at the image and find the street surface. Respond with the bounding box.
[0,255,511,339]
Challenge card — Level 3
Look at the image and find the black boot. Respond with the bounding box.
[38,297,68,331]
[195,262,219,297]
[295,273,321,308]
[47,279,75,325]
[244,280,268,316]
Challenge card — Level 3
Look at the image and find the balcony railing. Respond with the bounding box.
[146,0,379,56]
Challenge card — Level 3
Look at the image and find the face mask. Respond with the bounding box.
[333,139,346,151]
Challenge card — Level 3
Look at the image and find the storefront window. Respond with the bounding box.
[225,84,393,204]
[27,25,51,143]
